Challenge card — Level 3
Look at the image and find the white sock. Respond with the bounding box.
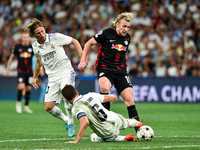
[114,136,126,141]
[64,101,74,124]
[48,106,68,123]
[126,119,138,128]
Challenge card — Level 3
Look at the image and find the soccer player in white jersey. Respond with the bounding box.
[25,18,85,137]
[61,85,143,143]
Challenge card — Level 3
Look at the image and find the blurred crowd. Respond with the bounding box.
[1,0,200,77]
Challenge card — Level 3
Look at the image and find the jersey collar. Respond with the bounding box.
[73,95,83,105]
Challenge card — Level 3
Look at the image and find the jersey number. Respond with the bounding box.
[125,76,131,84]
[91,103,107,122]
[45,86,50,94]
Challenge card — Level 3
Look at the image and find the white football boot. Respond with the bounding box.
[24,106,33,113]
[16,101,22,113]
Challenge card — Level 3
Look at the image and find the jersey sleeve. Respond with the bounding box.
[72,106,86,120]
[32,42,41,60]
[12,45,18,55]
[55,33,72,46]
[93,29,107,44]
[89,92,105,103]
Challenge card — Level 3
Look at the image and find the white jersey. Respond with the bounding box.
[32,33,74,81]
[72,92,128,140]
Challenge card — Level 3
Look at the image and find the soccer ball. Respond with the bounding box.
[137,125,154,141]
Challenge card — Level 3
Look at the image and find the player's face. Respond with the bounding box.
[21,33,30,46]
[34,27,46,44]
[116,19,130,37]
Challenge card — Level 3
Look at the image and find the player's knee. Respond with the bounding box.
[123,96,135,106]
[100,87,110,93]
[45,105,54,111]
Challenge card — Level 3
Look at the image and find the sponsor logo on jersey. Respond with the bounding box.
[110,40,116,42]
[19,48,22,52]
[99,72,105,77]
[20,52,31,58]
[51,44,55,49]
[111,44,126,51]
[42,51,56,62]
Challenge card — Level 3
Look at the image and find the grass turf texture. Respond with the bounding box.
[0,101,199,150]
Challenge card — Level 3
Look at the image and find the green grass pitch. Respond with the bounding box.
[0,101,200,150]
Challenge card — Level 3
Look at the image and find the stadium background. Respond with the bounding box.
[1,0,200,103]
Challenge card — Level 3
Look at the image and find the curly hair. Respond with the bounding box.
[112,12,134,27]
[24,18,45,37]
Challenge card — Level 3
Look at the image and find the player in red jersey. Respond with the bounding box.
[6,32,34,113]
[78,12,141,132]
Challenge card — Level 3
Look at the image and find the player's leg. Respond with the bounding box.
[23,75,33,113]
[120,87,140,132]
[114,114,140,142]
[64,100,75,137]
[24,85,33,113]
[16,77,26,113]
[90,133,104,142]
[90,133,135,142]
[45,101,68,123]
[60,72,76,137]
[116,134,136,142]
[98,74,112,110]
[116,113,142,130]
[115,74,140,132]
[45,82,68,123]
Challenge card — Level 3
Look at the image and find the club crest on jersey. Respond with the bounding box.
[111,44,126,51]
[51,44,55,49]
[124,41,128,45]
[28,48,32,53]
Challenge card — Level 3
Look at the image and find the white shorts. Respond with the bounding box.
[44,71,76,104]
[106,113,128,141]
[98,113,128,141]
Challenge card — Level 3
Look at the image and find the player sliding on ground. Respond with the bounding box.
[62,85,143,143]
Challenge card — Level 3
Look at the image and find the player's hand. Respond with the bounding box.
[32,78,40,90]
[65,141,78,143]
[78,61,88,71]
[5,70,9,77]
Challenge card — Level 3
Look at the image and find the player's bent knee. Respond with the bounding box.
[100,87,110,93]
[45,104,54,111]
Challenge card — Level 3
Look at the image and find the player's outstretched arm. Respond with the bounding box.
[78,38,97,71]
[65,116,89,143]
[71,38,83,59]
[103,95,118,103]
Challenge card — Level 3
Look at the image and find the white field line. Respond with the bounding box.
[1,135,200,143]
[0,137,76,143]
[0,136,200,150]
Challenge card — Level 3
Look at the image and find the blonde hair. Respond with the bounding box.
[112,12,134,27]
[24,18,45,37]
